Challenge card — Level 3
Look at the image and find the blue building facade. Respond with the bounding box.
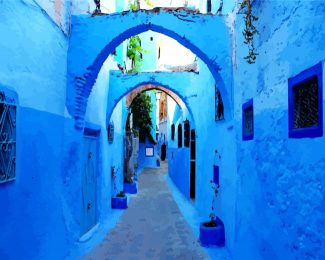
[0,0,324,259]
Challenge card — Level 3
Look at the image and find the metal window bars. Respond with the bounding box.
[0,89,17,183]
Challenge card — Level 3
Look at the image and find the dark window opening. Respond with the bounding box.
[288,62,323,138]
[293,76,319,129]
[178,124,182,148]
[207,0,212,13]
[171,124,175,140]
[150,37,153,41]
[215,86,224,121]
[184,120,190,147]
[190,129,196,199]
[107,122,114,144]
[190,129,196,160]
[158,47,161,60]
[242,99,254,141]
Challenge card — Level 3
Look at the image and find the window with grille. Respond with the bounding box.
[288,62,323,138]
[242,99,254,141]
[184,120,190,147]
[107,122,114,144]
[0,87,17,184]
[178,124,182,148]
[171,124,175,140]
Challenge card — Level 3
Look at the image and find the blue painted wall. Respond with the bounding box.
[232,1,325,259]
[138,139,158,169]
[0,107,69,259]
[168,148,190,199]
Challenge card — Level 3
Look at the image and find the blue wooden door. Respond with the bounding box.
[81,135,97,236]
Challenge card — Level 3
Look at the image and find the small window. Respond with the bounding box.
[288,62,323,138]
[178,124,182,148]
[107,122,114,144]
[215,85,224,121]
[145,147,154,157]
[190,129,196,160]
[242,99,254,141]
[0,87,17,184]
[171,124,175,140]
[207,0,212,13]
[184,120,190,147]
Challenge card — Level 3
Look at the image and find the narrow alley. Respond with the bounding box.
[86,162,209,259]
[1,0,325,259]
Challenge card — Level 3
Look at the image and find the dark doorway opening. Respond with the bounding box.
[190,129,196,199]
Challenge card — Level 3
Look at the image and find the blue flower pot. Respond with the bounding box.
[156,160,160,167]
[111,196,127,209]
[199,217,225,247]
[123,182,137,194]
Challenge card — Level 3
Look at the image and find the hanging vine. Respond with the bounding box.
[240,0,259,64]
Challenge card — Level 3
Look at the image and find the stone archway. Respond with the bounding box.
[106,71,197,127]
[67,9,232,129]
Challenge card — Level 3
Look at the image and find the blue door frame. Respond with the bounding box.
[81,126,100,236]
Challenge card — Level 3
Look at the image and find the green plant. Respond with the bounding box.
[208,180,220,226]
[240,0,258,64]
[128,0,140,11]
[127,35,145,73]
[130,92,155,143]
[128,0,153,10]
[112,166,122,196]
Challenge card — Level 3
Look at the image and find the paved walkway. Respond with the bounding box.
[85,162,209,260]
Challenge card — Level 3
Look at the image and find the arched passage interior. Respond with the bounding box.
[107,83,197,200]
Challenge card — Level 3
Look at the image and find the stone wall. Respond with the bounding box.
[233,1,325,259]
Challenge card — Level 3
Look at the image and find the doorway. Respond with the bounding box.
[81,128,99,236]
[190,129,196,199]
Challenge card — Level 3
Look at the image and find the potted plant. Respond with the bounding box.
[111,166,127,209]
[199,180,225,247]
[123,161,137,194]
[123,132,138,194]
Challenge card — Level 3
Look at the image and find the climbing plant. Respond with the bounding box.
[128,0,153,11]
[240,0,259,64]
[127,35,145,73]
[130,92,155,143]
[126,1,153,73]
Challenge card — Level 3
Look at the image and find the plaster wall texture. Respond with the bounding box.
[138,141,159,168]
[233,1,325,259]
[0,0,68,116]
[0,1,74,258]
[139,31,158,71]
[26,0,72,34]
